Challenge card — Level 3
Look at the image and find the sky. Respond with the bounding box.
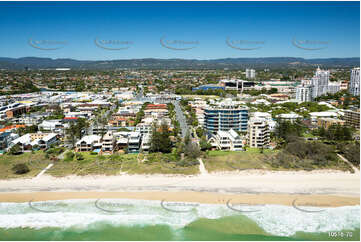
[0,1,359,60]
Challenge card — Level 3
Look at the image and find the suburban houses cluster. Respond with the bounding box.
[0,67,359,155]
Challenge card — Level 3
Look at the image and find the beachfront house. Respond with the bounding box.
[76,135,102,152]
[208,129,244,151]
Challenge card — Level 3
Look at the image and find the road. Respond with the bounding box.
[135,88,188,139]
[172,100,189,139]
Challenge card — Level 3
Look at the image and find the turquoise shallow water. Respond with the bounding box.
[0,199,359,241]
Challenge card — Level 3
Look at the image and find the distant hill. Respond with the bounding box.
[0,57,359,70]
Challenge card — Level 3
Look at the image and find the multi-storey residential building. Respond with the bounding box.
[253,112,277,132]
[276,113,302,123]
[327,82,341,94]
[309,111,339,125]
[247,117,270,148]
[0,132,11,151]
[10,133,59,151]
[38,120,64,133]
[128,132,141,153]
[204,100,248,134]
[76,135,101,152]
[311,67,330,99]
[208,129,244,151]
[296,84,312,102]
[349,67,360,96]
[140,133,151,152]
[102,131,115,153]
[246,69,256,79]
[343,109,360,129]
[5,105,30,118]
[317,118,345,129]
[136,123,152,135]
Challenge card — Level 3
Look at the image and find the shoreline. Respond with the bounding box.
[0,191,359,207]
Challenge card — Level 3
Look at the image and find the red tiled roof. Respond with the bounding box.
[145,104,167,110]
[0,124,25,132]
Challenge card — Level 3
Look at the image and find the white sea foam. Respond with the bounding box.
[0,199,359,236]
[244,204,360,236]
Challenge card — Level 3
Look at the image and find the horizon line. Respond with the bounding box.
[2,56,360,62]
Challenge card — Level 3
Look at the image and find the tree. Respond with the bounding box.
[319,124,353,141]
[184,142,201,160]
[66,123,77,148]
[184,132,191,145]
[195,127,204,138]
[76,118,89,139]
[267,88,278,94]
[66,118,90,147]
[275,120,304,142]
[199,136,212,151]
[9,144,22,155]
[17,125,38,136]
[149,122,172,153]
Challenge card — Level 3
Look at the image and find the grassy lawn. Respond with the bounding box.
[121,153,199,175]
[47,152,135,177]
[0,150,199,178]
[203,149,278,173]
[0,151,52,179]
[1,150,199,177]
[1,146,352,178]
[203,147,353,173]
[302,132,318,138]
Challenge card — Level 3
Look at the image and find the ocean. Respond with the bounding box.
[0,199,359,241]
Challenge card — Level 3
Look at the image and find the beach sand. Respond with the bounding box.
[0,170,359,206]
[0,191,359,207]
[0,169,359,195]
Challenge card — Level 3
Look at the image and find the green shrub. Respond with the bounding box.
[12,163,30,174]
[75,153,84,161]
[9,144,22,155]
[64,151,75,161]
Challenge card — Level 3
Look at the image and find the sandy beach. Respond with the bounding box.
[0,191,359,207]
[0,170,359,206]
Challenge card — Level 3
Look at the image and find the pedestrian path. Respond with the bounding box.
[337,154,359,174]
[198,158,209,176]
[35,163,53,178]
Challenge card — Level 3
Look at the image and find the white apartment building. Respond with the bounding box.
[247,117,270,148]
[296,84,312,102]
[102,131,115,153]
[208,129,244,151]
[246,69,256,79]
[309,111,339,125]
[253,112,277,132]
[76,135,101,152]
[38,120,64,132]
[311,67,330,99]
[128,132,141,153]
[327,82,341,94]
[141,133,151,152]
[10,133,59,151]
[276,113,302,123]
[136,123,152,135]
[349,67,360,96]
